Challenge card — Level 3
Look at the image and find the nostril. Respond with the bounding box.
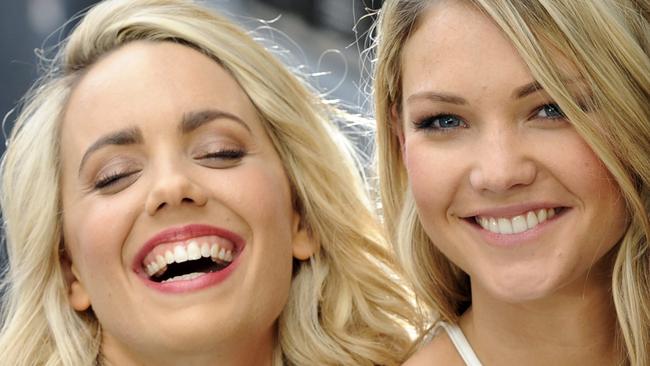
[145,178,208,215]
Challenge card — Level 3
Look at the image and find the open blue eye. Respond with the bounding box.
[414,114,466,131]
[536,104,565,119]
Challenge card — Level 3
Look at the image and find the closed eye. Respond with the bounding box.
[198,149,246,160]
[196,148,247,169]
[94,170,139,190]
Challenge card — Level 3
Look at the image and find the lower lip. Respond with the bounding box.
[468,210,567,248]
[139,250,244,293]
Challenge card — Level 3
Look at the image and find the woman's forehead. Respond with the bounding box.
[61,42,259,143]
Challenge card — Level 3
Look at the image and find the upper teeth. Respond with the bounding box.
[475,208,556,234]
[144,241,234,278]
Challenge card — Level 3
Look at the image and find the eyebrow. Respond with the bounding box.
[179,109,251,135]
[512,81,544,99]
[78,127,143,175]
[78,109,250,175]
[406,80,565,107]
[513,78,584,99]
[406,92,468,105]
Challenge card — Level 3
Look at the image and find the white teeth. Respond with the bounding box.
[489,218,498,233]
[511,215,527,233]
[477,208,558,235]
[174,245,188,263]
[165,250,175,264]
[478,217,487,228]
[200,243,210,258]
[144,241,237,279]
[526,211,538,227]
[155,255,166,269]
[497,218,513,234]
[210,243,234,263]
[161,272,204,283]
[187,241,201,261]
[146,260,167,277]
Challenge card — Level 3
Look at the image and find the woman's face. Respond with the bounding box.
[60,41,315,363]
[398,1,627,303]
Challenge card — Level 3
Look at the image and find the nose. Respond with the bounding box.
[469,126,536,194]
[145,162,208,215]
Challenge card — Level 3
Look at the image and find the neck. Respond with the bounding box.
[100,328,276,366]
[461,272,620,366]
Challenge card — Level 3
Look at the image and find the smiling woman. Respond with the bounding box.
[0,1,416,365]
[370,0,649,365]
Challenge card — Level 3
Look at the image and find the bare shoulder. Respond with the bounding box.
[402,331,465,366]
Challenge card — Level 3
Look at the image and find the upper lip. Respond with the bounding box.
[460,202,566,219]
[132,224,245,273]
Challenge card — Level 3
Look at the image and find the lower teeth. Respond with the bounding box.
[161,272,204,283]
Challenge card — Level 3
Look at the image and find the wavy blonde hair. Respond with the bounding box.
[0,0,416,365]
[370,0,649,364]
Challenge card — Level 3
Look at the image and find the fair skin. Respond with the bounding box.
[398,1,626,365]
[60,41,316,366]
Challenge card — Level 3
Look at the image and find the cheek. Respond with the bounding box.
[403,140,459,221]
[225,161,296,267]
[226,162,294,233]
[224,163,295,317]
[403,141,470,268]
[62,191,140,277]
[570,142,628,247]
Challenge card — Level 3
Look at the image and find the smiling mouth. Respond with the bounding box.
[143,239,236,283]
[470,207,566,235]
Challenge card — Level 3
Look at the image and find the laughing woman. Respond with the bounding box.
[0,0,415,365]
[371,0,649,365]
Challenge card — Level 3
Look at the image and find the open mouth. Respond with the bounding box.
[142,237,237,283]
[468,207,567,235]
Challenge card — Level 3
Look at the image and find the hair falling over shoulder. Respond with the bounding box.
[0,1,417,365]
[369,0,649,364]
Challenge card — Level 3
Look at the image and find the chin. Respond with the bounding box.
[478,270,559,303]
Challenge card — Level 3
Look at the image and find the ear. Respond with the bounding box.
[390,103,406,155]
[290,213,319,260]
[61,249,91,311]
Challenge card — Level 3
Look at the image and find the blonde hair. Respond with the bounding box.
[370,0,650,364]
[0,0,416,364]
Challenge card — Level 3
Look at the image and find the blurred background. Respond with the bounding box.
[0,0,382,270]
[0,0,383,144]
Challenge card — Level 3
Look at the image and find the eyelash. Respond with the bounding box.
[412,103,567,134]
[93,149,246,190]
[94,171,136,189]
[197,148,246,160]
[412,114,467,133]
[533,103,566,120]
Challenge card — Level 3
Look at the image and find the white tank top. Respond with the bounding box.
[428,321,483,366]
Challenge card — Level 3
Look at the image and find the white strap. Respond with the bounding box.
[437,322,483,366]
